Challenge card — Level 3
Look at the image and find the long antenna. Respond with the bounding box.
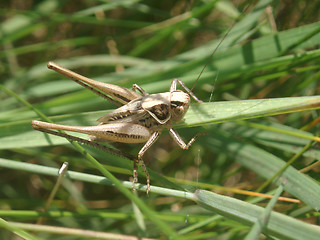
[191,4,250,91]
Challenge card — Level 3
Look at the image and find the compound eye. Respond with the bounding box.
[173,105,184,115]
[171,101,185,116]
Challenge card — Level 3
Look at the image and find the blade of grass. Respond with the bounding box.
[2,158,319,240]
[244,185,284,240]
[1,95,320,149]
[194,190,320,240]
[204,129,320,210]
[0,218,40,240]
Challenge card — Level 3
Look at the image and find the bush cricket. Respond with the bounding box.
[32,62,204,193]
[31,2,247,194]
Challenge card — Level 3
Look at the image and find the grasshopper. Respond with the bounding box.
[32,62,203,193]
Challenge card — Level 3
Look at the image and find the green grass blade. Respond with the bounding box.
[204,129,320,210]
[195,190,320,240]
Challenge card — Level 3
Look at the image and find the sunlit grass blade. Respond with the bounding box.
[204,129,320,210]
[195,190,320,240]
